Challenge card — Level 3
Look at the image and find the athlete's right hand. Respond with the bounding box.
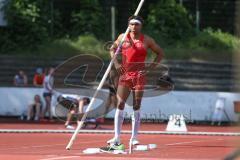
[115,64,126,75]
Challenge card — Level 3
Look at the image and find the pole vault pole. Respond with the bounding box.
[66,0,145,150]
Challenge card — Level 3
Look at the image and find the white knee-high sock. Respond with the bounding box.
[114,108,124,139]
[131,110,141,139]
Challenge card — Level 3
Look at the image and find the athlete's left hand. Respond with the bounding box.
[139,63,157,76]
[144,63,158,73]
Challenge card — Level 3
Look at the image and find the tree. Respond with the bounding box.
[145,0,194,46]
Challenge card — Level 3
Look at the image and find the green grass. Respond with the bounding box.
[1,29,240,62]
[38,35,109,59]
[37,36,109,58]
[2,35,110,59]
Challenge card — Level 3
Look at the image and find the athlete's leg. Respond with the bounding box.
[108,85,131,144]
[131,88,144,141]
[114,85,131,139]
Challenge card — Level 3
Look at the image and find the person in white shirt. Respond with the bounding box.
[42,68,54,120]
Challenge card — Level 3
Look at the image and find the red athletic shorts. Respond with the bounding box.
[118,71,146,90]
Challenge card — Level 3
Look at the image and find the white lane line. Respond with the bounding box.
[0,129,239,136]
[166,140,210,146]
[0,143,66,151]
[0,139,104,151]
[40,156,80,160]
[165,138,224,146]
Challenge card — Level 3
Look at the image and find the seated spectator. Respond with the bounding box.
[13,70,28,86]
[33,67,45,87]
[27,95,42,121]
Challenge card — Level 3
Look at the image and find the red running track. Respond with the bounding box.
[0,122,239,160]
[0,133,238,160]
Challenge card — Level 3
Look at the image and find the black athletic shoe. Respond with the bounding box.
[100,143,125,153]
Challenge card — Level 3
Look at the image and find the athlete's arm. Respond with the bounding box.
[146,35,164,69]
[109,34,125,74]
[78,100,84,114]
[110,34,121,55]
[75,99,85,123]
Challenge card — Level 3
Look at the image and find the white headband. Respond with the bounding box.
[129,19,142,24]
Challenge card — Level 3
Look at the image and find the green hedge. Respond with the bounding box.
[164,28,240,61]
[187,28,240,51]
